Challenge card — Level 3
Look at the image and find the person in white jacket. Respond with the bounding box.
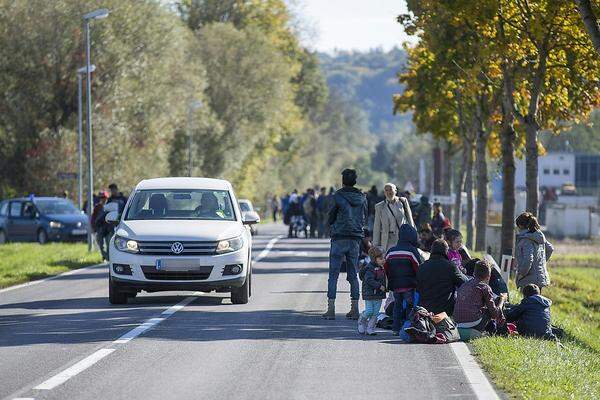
[372,183,415,252]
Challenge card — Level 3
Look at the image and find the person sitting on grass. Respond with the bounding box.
[385,223,423,336]
[453,259,507,335]
[505,283,559,340]
[358,246,387,336]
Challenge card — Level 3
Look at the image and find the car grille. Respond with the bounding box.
[141,265,213,281]
[137,240,218,256]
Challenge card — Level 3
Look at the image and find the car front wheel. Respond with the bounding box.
[231,273,250,304]
[109,276,127,305]
[37,229,48,245]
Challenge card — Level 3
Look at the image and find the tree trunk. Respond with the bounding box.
[475,125,488,252]
[524,119,539,216]
[465,144,475,250]
[500,119,517,258]
[442,140,453,223]
[453,141,468,230]
[576,0,600,57]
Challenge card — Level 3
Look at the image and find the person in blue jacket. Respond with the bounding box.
[505,284,557,340]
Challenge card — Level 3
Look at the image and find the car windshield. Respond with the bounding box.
[125,189,236,221]
[239,202,251,212]
[35,199,80,215]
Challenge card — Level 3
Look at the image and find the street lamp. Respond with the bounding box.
[187,100,203,177]
[83,8,109,252]
[77,65,95,212]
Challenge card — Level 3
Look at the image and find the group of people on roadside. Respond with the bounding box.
[90,183,128,261]
[322,168,560,343]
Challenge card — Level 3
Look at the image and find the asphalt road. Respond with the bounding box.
[0,223,492,400]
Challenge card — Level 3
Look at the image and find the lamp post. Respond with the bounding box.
[83,8,109,252]
[77,65,95,212]
[187,100,203,177]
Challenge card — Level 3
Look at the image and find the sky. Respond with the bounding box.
[296,0,411,53]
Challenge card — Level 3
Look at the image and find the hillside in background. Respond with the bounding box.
[318,47,411,134]
[318,48,432,189]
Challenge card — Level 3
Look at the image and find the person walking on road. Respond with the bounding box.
[91,191,110,261]
[372,183,415,252]
[316,187,328,238]
[108,183,128,213]
[515,212,554,292]
[366,185,380,233]
[322,169,367,320]
[270,195,280,222]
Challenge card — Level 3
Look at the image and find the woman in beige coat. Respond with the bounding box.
[373,183,415,252]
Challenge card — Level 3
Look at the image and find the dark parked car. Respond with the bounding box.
[0,197,89,244]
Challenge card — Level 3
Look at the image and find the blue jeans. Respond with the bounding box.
[392,290,415,332]
[362,299,382,318]
[327,239,360,300]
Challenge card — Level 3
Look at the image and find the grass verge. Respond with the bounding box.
[0,242,102,289]
[472,267,600,399]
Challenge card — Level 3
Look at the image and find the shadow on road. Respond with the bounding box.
[0,295,373,345]
[0,295,226,347]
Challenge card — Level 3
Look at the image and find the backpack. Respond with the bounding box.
[432,313,460,343]
[404,306,438,344]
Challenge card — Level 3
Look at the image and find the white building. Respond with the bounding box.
[515,152,575,189]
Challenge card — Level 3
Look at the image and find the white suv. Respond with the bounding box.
[106,177,258,305]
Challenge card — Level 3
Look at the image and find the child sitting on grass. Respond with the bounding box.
[453,259,507,335]
[358,246,387,335]
[505,283,559,340]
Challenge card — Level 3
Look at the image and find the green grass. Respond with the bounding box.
[549,253,600,269]
[0,242,102,289]
[472,267,600,399]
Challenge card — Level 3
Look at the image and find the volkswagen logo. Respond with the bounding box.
[171,242,184,254]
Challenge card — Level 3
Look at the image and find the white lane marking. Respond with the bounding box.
[26,234,283,393]
[0,263,106,294]
[253,235,282,262]
[34,349,115,390]
[449,342,500,400]
[113,294,198,344]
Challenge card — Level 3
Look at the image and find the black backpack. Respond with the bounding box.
[404,306,437,344]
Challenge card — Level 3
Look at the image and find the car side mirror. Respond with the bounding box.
[242,213,260,225]
[105,211,120,223]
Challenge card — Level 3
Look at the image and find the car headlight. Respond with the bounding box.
[49,221,63,229]
[114,236,139,253]
[216,236,244,254]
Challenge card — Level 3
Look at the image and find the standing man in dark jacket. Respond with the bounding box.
[417,239,468,315]
[322,169,367,320]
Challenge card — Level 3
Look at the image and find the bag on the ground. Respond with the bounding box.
[432,312,460,343]
[403,306,438,344]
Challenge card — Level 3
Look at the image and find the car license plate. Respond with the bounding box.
[158,259,201,271]
[71,229,87,235]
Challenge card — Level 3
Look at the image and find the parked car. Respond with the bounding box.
[106,177,259,305]
[0,196,89,244]
[238,199,261,236]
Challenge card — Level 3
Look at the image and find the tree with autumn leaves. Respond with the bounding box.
[396,0,600,255]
